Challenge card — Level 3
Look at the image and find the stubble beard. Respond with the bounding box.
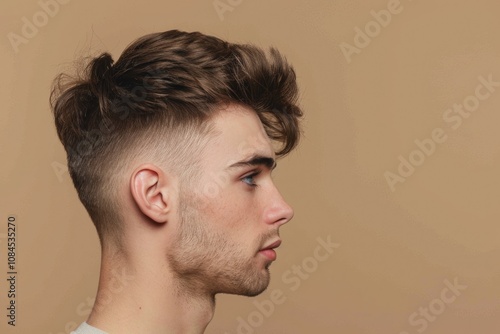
[167,191,271,298]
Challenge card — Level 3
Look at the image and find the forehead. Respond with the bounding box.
[205,104,275,166]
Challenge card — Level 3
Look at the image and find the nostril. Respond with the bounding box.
[275,203,294,226]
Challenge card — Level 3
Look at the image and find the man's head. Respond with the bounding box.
[51,30,302,296]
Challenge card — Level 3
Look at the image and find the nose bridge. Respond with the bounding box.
[265,181,294,225]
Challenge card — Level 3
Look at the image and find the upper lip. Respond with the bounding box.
[261,239,282,251]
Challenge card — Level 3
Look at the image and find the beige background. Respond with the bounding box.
[1,0,500,333]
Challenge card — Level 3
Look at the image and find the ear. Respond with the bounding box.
[130,164,171,224]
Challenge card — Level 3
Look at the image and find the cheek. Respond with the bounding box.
[204,187,258,229]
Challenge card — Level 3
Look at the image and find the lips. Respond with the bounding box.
[259,240,281,261]
[261,239,282,251]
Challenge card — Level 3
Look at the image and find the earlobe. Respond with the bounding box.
[130,164,170,223]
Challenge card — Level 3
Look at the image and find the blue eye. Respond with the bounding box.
[241,172,260,187]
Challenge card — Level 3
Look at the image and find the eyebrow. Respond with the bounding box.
[227,155,277,171]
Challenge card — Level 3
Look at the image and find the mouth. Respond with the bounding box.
[259,239,282,261]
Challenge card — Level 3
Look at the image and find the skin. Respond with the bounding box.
[87,104,294,334]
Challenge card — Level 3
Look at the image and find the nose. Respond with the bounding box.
[264,186,294,226]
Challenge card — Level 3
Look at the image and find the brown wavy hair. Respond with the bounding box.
[50,30,302,244]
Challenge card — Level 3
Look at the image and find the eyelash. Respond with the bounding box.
[241,170,261,187]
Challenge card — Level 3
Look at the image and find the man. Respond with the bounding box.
[51,29,302,333]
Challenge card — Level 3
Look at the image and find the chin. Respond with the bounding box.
[225,283,269,297]
[237,271,271,297]
[216,268,271,297]
[243,285,269,297]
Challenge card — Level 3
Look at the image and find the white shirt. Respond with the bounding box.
[71,322,108,334]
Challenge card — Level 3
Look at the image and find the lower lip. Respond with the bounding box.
[259,249,277,261]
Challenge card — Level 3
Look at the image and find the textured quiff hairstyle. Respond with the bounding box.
[51,30,302,245]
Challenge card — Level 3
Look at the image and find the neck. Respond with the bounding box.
[87,248,215,334]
